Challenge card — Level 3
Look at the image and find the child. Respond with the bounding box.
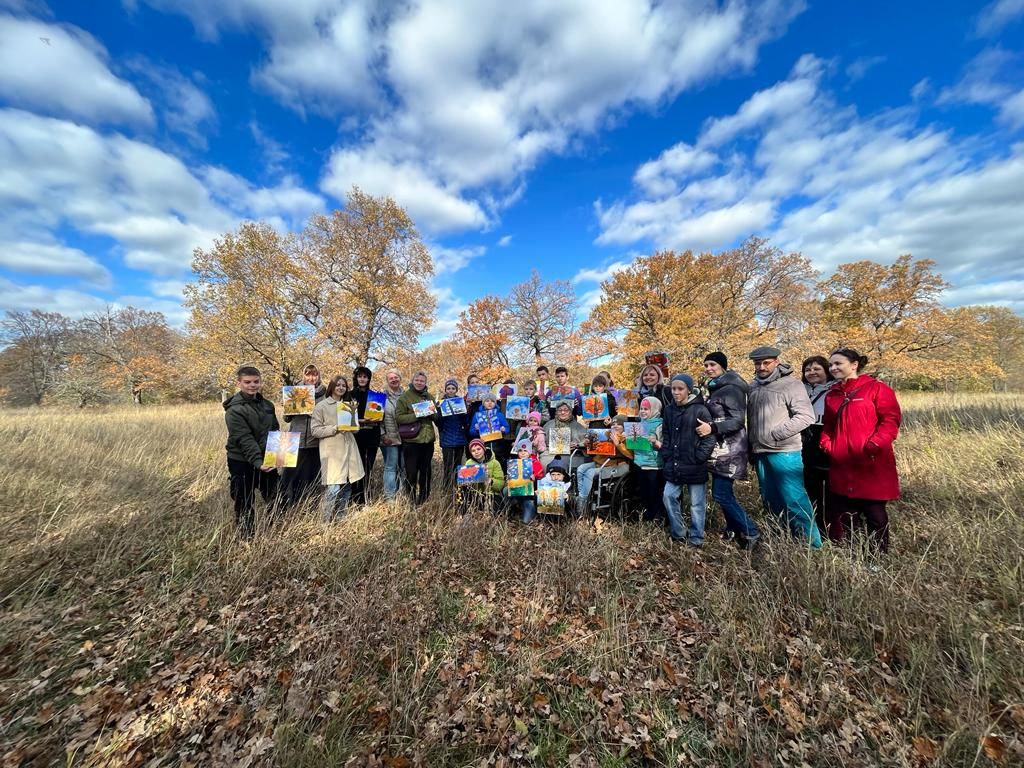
[535,364,552,400]
[577,421,632,517]
[281,363,326,507]
[548,365,583,420]
[507,439,544,523]
[438,378,469,494]
[659,374,716,546]
[224,365,280,538]
[540,458,575,517]
[470,391,511,464]
[351,366,380,504]
[582,374,618,427]
[523,411,547,454]
[521,379,548,422]
[458,438,505,514]
[310,375,365,521]
[612,396,665,521]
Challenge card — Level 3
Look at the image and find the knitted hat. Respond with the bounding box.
[703,351,728,369]
[468,438,485,454]
[547,458,569,477]
[527,410,542,423]
[670,373,694,391]
[640,396,662,417]
[748,345,782,361]
[513,438,533,453]
[444,378,458,390]
[482,391,498,403]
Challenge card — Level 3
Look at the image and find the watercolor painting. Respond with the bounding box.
[585,428,615,456]
[582,392,609,421]
[623,421,652,451]
[440,396,467,416]
[456,464,488,485]
[363,390,386,422]
[498,383,517,399]
[505,395,530,421]
[537,478,570,512]
[262,430,300,469]
[548,427,571,455]
[282,385,316,416]
[337,401,360,431]
[506,458,534,482]
[617,389,640,418]
[467,384,490,403]
[411,400,437,418]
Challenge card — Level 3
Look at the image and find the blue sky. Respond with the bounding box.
[1,0,1023,344]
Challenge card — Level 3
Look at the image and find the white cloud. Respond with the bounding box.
[497,235,512,247]
[938,48,1024,128]
[249,121,290,175]
[845,55,886,83]
[126,58,217,146]
[422,284,468,343]
[0,14,153,127]
[976,0,1024,36]
[429,243,485,276]
[633,143,718,197]
[572,259,632,285]
[596,53,1024,308]
[140,0,804,235]
[0,241,112,287]
[0,276,109,316]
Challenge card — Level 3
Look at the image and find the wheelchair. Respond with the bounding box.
[568,447,641,522]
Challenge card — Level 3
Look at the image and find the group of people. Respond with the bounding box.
[223,346,902,553]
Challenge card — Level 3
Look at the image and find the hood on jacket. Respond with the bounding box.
[671,392,704,408]
[223,391,262,410]
[707,369,749,395]
[752,362,794,386]
[639,395,663,417]
[635,364,666,390]
[353,366,373,388]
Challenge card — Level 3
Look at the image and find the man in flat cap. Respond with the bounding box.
[746,346,822,548]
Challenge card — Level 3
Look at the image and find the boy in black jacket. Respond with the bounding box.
[659,374,716,546]
[224,365,280,538]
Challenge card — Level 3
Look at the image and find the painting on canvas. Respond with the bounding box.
[585,428,615,456]
[282,385,316,416]
[467,384,490,403]
[337,401,360,431]
[623,421,652,451]
[262,430,300,469]
[363,390,386,422]
[440,396,467,416]
[617,389,640,418]
[457,464,488,485]
[411,400,437,418]
[582,392,609,421]
[548,428,571,455]
[505,395,530,422]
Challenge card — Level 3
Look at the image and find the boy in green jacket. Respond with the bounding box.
[224,365,280,538]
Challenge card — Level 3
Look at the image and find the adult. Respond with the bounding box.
[699,352,760,549]
[281,363,326,507]
[310,375,365,520]
[395,371,437,506]
[380,368,405,500]
[636,363,669,407]
[351,366,381,504]
[660,374,716,546]
[540,400,588,470]
[801,356,834,529]
[746,346,822,548]
[820,348,902,552]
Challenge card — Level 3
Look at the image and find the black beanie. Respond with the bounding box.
[704,351,728,369]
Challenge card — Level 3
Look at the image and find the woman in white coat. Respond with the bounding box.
[310,375,365,520]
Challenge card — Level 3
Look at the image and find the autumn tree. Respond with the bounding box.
[294,187,436,367]
[75,307,178,404]
[454,296,514,383]
[506,270,577,366]
[0,310,71,405]
[185,222,316,388]
[585,237,816,377]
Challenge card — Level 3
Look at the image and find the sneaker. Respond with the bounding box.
[720,530,736,541]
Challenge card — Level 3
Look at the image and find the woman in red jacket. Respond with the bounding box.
[819,348,902,552]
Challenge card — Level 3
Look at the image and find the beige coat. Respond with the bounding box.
[310,397,366,486]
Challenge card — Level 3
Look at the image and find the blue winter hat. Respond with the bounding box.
[547,458,569,476]
[444,378,458,390]
[670,373,694,391]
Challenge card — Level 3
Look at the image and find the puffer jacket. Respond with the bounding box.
[747,363,814,454]
[395,385,437,444]
[820,375,901,500]
[283,384,326,449]
[224,391,279,467]
[438,410,469,448]
[705,370,749,480]
[659,393,716,485]
[463,449,505,494]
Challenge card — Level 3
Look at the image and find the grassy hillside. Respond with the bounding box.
[1,397,1022,767]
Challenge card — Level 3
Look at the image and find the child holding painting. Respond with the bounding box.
[438,378,469,494]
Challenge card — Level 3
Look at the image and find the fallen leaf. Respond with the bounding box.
[982,735,1007,763]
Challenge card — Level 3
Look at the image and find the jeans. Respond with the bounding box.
[711,475,760,540]
[663,481,706,544]
[380,444,403,500]
[753,452,822,548]
[576,461,630,508]
[227,458,280,538]
[352,427,381,504]
[322,483,352,521]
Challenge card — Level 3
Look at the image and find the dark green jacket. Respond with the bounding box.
[395,385,436,444]
[224,391,279,466]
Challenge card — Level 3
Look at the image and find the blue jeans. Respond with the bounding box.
[381,445,403,500]
[753,452,822,548]
[711,475,760,540]
[517,497,538,523]
[322,483,352,521]
[663,481,707,544]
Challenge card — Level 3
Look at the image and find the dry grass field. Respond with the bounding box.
[1,395,1023,767]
